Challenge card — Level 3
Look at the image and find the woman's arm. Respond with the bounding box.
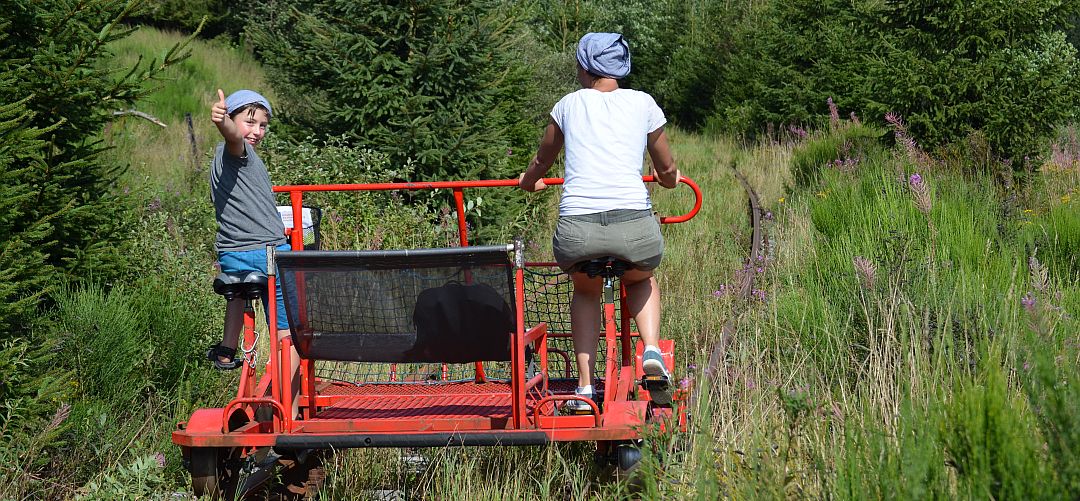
[647,127,680,189]
[519,119,565,192]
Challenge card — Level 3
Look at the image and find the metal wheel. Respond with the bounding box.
[615,443,642,476]
[190,447,240,499]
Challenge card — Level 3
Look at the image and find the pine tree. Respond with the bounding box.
[247,0,533,182]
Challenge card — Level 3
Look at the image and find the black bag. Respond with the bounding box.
[409,282,514,363]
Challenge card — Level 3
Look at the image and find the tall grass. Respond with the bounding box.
[679,121,1080,499]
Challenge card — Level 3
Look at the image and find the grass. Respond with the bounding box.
[35,26,1080,499]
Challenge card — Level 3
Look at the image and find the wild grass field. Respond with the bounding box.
[35,26,1080,500]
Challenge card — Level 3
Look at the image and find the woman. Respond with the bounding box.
[518,33,680,412]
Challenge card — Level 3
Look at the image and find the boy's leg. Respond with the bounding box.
[220,298,246,352]
[208,297,246,368]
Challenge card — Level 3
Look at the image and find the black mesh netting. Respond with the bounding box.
[276,246,622,385]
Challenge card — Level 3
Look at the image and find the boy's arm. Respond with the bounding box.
[647,127,680,189]
[211,89,246,158]
[519,119,564,192]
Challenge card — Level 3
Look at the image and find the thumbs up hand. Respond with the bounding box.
[211,89,227,124]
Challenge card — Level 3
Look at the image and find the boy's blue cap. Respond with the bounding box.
[576,33,630,79]
[225,90,272,118]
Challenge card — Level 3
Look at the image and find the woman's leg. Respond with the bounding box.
[620,269,660,347]
[570,272,603,388]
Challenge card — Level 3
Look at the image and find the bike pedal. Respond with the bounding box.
[640,375,670,390]
[640,376,673,406]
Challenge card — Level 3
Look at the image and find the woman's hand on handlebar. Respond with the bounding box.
[518,172,547,192]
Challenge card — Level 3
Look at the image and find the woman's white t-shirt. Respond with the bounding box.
[550,88,667,216]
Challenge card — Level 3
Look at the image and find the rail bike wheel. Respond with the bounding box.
[614,442,643,478]
[190,447,241,499]
[267,450,326,501]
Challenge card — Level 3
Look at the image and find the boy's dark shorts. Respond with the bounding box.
[552,209,664,273]
[217,243,291,329]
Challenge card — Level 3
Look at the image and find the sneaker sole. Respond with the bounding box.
[642,359,669,378]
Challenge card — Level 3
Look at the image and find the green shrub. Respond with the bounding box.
[712,0,1080,165]
[245,0,552,243]
[261,134,456,249]
[945,366,1055,498]
[76,453,169,501]
[789,123,886,188]
[0,4,198,496]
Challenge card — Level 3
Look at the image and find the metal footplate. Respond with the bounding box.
[641,375,672,406]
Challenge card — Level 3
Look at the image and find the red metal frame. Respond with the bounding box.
[174,176,701,451]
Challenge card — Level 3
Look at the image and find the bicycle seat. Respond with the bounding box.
[579,257,631,279]
[213,271,268,301]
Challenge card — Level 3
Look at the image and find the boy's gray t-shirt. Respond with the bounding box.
[210,142,287,252]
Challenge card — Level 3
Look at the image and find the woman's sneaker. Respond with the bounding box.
[565,388,596,414]
[642,347,673,405]
[641,348,670,379]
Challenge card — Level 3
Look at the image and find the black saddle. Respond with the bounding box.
[579,257,632,279]
[213,271,268,301]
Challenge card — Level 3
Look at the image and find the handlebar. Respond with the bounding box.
[273,176,702,247]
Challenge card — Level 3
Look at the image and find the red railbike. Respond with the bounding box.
[173,176,702,497]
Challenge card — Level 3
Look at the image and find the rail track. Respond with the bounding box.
[705,162,765,380]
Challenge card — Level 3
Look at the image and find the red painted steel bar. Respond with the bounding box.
[511,265,527,429]
[235,304,257,401]
[272,176,702,225]
[287,192,318,419]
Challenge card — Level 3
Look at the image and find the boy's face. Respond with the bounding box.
[234,107,269,147]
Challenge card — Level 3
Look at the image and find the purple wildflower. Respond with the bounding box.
[155,452,166,468]
[886,112,934,168]
[1021,292,1037,313]
[908,173,932,215]
[787,124,808,140]
[827,97,840,130]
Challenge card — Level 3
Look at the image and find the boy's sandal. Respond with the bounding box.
[206,344,243,371]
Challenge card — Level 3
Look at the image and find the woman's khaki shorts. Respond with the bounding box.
[552,209,664,273]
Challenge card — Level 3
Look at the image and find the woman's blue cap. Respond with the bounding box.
[225,90,272,118]
[576,33,631,79]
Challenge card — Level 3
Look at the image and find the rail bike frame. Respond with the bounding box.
[173,176,701,455]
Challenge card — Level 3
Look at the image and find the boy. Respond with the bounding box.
[206,89,291,370]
